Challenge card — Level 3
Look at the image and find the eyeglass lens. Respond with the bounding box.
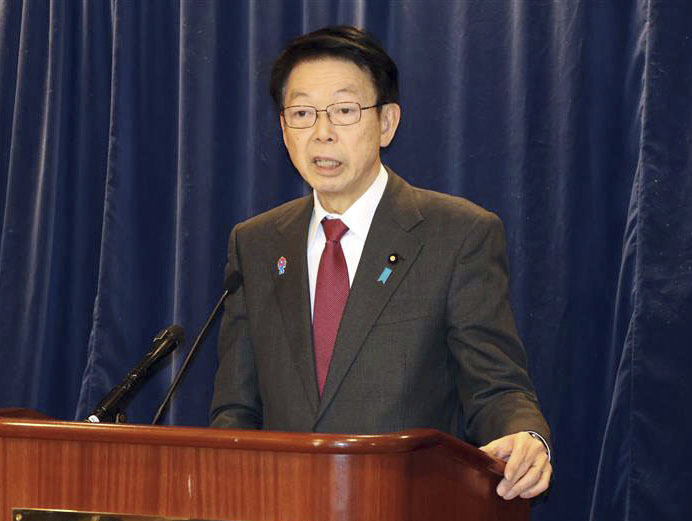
[283,102,362,128]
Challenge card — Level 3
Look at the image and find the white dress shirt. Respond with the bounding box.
[307,164,388,317]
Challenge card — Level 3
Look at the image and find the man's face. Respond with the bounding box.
[280,58,400,214]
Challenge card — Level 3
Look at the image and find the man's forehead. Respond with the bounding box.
[283,59,376,103]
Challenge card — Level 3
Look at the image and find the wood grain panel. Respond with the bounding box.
[0,414,527,521]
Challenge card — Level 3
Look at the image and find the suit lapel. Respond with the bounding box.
[273,196,320,414]
[315,171,424,424]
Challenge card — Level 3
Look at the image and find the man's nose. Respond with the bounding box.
[313,111,336,141]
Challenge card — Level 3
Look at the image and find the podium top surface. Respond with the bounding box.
[0,410,506,477]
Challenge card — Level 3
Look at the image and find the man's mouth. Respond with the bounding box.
[313,158,342,168]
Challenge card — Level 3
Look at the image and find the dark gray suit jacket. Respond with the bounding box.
[210,169,550,447]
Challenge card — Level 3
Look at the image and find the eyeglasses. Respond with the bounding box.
[281,101,381,129]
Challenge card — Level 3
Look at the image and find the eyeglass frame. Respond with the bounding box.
[280,101,383,129]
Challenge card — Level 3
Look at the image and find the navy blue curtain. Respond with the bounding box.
[0,1,690,520]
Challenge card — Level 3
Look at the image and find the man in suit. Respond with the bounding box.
[211,26,552,500]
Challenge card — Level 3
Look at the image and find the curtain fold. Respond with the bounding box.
[0,0,111,420]
[590,1,692,518]
[0,1,690,519]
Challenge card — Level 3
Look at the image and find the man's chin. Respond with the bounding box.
[305,173,348,194]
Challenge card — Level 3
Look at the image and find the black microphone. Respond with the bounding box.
[152,271,243,424]
[86,324,185,423]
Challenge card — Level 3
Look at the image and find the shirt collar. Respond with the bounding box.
[309,164,389,244]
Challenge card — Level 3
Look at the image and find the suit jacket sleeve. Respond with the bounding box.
[447,211,551,447]
[209,224,263,428]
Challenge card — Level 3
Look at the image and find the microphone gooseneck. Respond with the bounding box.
[151,271,243,424]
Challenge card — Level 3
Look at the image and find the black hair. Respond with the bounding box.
[269,26,399,110]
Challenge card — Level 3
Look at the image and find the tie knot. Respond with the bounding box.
[322,218,349,242]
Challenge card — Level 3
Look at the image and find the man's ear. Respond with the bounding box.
[379,103,401,147]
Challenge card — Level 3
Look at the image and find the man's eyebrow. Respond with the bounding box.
[334,87,359,95]
[285,86,362,104]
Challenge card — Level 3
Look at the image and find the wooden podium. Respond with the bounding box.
[0,410,528,521]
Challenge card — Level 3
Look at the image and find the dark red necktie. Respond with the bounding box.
[313,218,350,395]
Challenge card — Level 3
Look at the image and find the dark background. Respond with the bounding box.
[0,1,690,520]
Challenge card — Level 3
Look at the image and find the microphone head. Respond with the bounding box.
[224,271,243,294]
[151,324,185,358]
[165,324,185,343]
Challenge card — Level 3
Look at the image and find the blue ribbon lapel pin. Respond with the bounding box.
[377,252,401,285]
[377,267,393,285]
